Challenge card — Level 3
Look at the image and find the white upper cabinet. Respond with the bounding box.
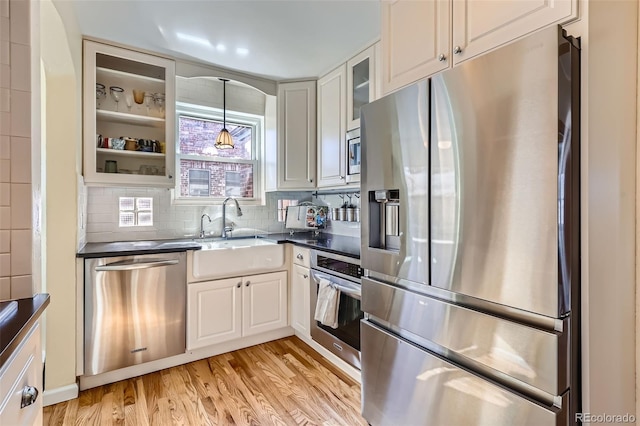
[347,45,376,130]
[381,0,578,94]
[83,40,176,187]
[277,81,317,189]
[381,0,450,95]
[452,0,578,65]
[317,65,347,188]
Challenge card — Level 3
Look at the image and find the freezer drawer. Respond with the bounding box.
[362,277,569,399]
[84,253,186,376]
[361,321,569,426]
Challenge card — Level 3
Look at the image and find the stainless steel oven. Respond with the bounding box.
[346,128,361,183]
[310,250,363,369]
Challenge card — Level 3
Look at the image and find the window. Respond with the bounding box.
[175,102,263,203]
[119,197,153,227]
[188,169,211,197]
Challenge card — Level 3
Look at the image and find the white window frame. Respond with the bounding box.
[173,101,265,205]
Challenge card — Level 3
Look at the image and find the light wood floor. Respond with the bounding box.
[43,337,367,426]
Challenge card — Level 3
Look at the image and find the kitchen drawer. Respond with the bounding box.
[0,321,43,426]
[292,246,310,268]
[361,321,568,426]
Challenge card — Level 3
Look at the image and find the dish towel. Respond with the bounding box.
[314,278,340,329]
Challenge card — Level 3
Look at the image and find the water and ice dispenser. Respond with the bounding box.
[368,189,400,251]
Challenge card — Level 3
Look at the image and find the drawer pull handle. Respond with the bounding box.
[296,254,304,260]
[237,281,242,288]
[21,386,39,408]
[303,274,308,279]
[245,281,251,287]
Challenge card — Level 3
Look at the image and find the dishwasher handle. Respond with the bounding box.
[95,259,180,271]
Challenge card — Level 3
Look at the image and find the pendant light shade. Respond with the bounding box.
[215,78,234,149]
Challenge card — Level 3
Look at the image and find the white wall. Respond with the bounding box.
[41,0,81,398]
[177,76,266,115]
[572,0,638,419]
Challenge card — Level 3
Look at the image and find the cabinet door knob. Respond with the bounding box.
[245,280,251,286]
[237,281,242,288]
[21,386,39,408]
[296,254,304,260]
[303,274,308,279]
[308,178,313,183]
[453,46,462,54]
[438,53,446,62]
[168,174,173,179]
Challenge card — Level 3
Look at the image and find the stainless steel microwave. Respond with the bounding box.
[346,128,361,183]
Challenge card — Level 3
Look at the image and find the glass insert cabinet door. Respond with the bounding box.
[83,40,176,187]
[347,44,376,130]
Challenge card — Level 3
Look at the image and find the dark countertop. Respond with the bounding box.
[263,232,360,259]
[77,240,202,258]
[0,294,50,370]
[76,233,360,260]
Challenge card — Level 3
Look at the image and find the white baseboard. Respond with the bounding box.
[42,383,79,406]
[79,327,295,390]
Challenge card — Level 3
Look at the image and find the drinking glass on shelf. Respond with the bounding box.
[133,89,145,104]
[96,83,106,109]
[154,93,165,117]
[125,94,133,112]
[144,92,154,115]
[110,86,124,111]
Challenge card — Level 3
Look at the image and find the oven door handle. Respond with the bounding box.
[311,270,361,300]
[331,283,361,300]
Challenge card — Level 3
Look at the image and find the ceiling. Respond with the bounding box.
[67,0,381,81]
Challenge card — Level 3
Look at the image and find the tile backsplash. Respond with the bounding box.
[85,188,361,243]
[0,0,33,300]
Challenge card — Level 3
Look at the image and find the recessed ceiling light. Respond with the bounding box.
[236,47,249,56]
[216,44,227,52]
[176,32,211,48]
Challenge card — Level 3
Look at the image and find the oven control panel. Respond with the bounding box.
[315,254,362,280]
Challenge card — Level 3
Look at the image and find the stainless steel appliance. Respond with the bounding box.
[84,252,186,376]
[346,128,361,183]
[360,26,580,425]
[310,250,363,369]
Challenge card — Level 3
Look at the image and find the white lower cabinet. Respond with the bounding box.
[291,264,311,338]
[0,322,42,426]
[242,272,289,337]
[187,277,243,349]
[187,271,288,350]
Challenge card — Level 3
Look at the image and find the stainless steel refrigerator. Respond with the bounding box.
[360,26,580,425]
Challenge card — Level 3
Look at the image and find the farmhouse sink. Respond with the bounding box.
[198,238,274,250]
[191,238,284,280]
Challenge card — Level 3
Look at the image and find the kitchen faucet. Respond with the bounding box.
[199,213,211,239]
[222,197,243,238]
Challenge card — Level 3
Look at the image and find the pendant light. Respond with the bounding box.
[215,78,234,149]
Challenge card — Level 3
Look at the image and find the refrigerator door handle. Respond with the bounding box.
[95,259,180,271]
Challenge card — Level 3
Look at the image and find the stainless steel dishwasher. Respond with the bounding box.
[84,252,186,376]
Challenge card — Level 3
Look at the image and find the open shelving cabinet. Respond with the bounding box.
[83,40,176,187]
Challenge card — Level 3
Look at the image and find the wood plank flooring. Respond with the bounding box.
[43,337,367,426]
